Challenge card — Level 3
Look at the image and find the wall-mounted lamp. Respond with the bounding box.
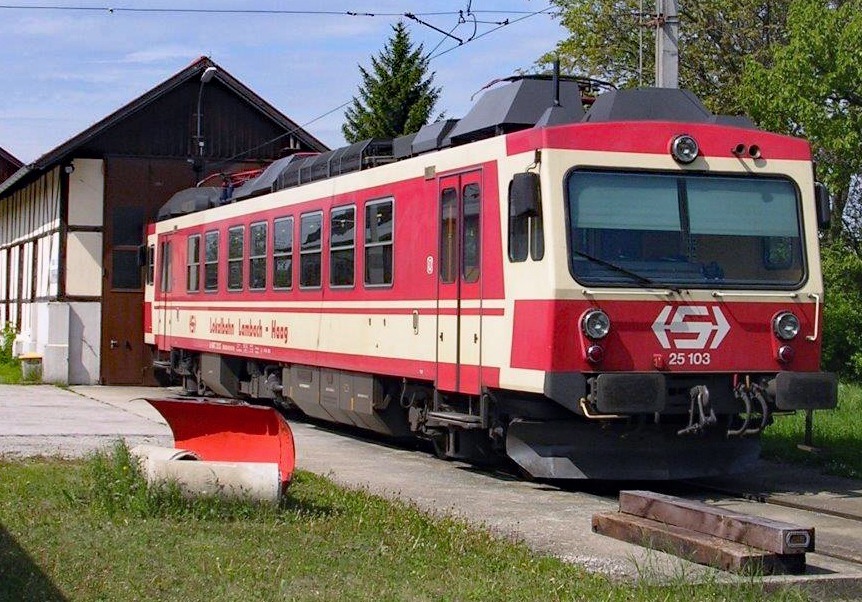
[193,65,218,183]
[63,163,75,174]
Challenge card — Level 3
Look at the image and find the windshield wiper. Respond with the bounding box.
[573,250,667,289]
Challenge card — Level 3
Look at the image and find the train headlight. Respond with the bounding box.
[670,134,699,164]
[582,309,611,339]
[773,312,800,340]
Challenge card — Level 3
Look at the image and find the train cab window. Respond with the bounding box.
[508,177,544,262]
[440,189,458,284]
[300,212,322,288]
[159,241,172,292]
[228,226,244,291]
[365,198,393,286]
[186,235,200,292]
[273,216,293,289]
[249,222,267,290]
[330,206,355,287]
[204,230,218,291]
[463,183,480,283]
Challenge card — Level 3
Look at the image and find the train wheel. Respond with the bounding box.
[431,431,451,460]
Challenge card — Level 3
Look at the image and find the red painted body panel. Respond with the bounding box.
[506,121,812,161]
[511,299,821,373]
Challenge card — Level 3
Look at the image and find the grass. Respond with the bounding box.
[0,442,806,602]
[0,360,21,384]
[762,381,862,479]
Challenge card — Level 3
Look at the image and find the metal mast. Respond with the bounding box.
[655,0,679,88]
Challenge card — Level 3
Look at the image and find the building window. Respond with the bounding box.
[204,230,218,291]
[330,205,355,287]
[273,216,293,290]
[187,235,200,292]
[249,222,267,290]
[228,226,244,291]
[365,198,393,286]
[300,212,322,288]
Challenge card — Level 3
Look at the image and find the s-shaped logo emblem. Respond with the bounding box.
[652,306,730,350]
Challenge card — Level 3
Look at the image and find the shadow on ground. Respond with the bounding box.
[0,523,67,601]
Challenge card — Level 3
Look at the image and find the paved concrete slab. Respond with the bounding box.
[2,383,862,595]
[0,384,170,457]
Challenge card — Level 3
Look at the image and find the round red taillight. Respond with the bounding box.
[586,344,605,364]
[777,345,795,364]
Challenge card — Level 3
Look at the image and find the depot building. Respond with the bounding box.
[0,57,326,385]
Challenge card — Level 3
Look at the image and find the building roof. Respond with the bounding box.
[0,146,22,171]
[0,56,328,196]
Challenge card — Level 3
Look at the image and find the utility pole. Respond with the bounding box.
[655,0,679,88]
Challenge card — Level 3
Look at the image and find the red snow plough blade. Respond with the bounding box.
[145,397,295,489]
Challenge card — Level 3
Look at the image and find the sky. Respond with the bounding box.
[0,1,565,164]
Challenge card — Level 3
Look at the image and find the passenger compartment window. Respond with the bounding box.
[300,212,322,288]
[365,198,393,286]
[273,216,293,290]
[330,205,355,287]
[186,235,200,292]
[249,221,267,290]
[228,226,244,291]
[204,230,218,291]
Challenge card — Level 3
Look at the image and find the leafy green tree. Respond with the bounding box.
[540,0,791,113]
[820,241,862,380]
[738,0,862,245]
[342,22,442,143]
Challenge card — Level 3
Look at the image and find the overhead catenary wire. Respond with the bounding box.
[211,3,555,168]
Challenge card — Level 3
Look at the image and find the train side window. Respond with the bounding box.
[273,216,293,290]
[300,211,322,288]
[249,221,267,290]
[186,235,200,292]
[228,226,244,291]
[365,198,393,286]
[440,189,458,283]
[204,231,218,291]
[463,183,480,283]
[146,244,154,285]
[159,240,172,292]
[330,205,355,287]
[508,177,544,262]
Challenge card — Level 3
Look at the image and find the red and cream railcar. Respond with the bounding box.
[145,80,837,479]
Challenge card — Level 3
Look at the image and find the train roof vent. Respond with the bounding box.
[711,114,757,129]
[274,154,318,191]
[446,78,586,145]
[233,155,309,201]
[335,138,394,174]
[412,119,459,155]
[156,187,223,221]
[582,88,713,123]
[393,132,417,159]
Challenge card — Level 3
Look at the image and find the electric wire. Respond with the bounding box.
[211,3,555,167]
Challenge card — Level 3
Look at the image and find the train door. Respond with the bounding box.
[436,170,483,395]
[155,232,178,355]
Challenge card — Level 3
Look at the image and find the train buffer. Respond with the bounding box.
[592,490,814,575]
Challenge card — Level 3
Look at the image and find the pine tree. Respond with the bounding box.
[342,22,441,143]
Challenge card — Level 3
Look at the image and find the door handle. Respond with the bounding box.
[439,332,443,342]
[110,339,118,349]
[474,333,478,344]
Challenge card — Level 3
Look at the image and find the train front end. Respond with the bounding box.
[502,89,837,479]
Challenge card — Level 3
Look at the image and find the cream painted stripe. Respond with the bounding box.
[152,299,506,310]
